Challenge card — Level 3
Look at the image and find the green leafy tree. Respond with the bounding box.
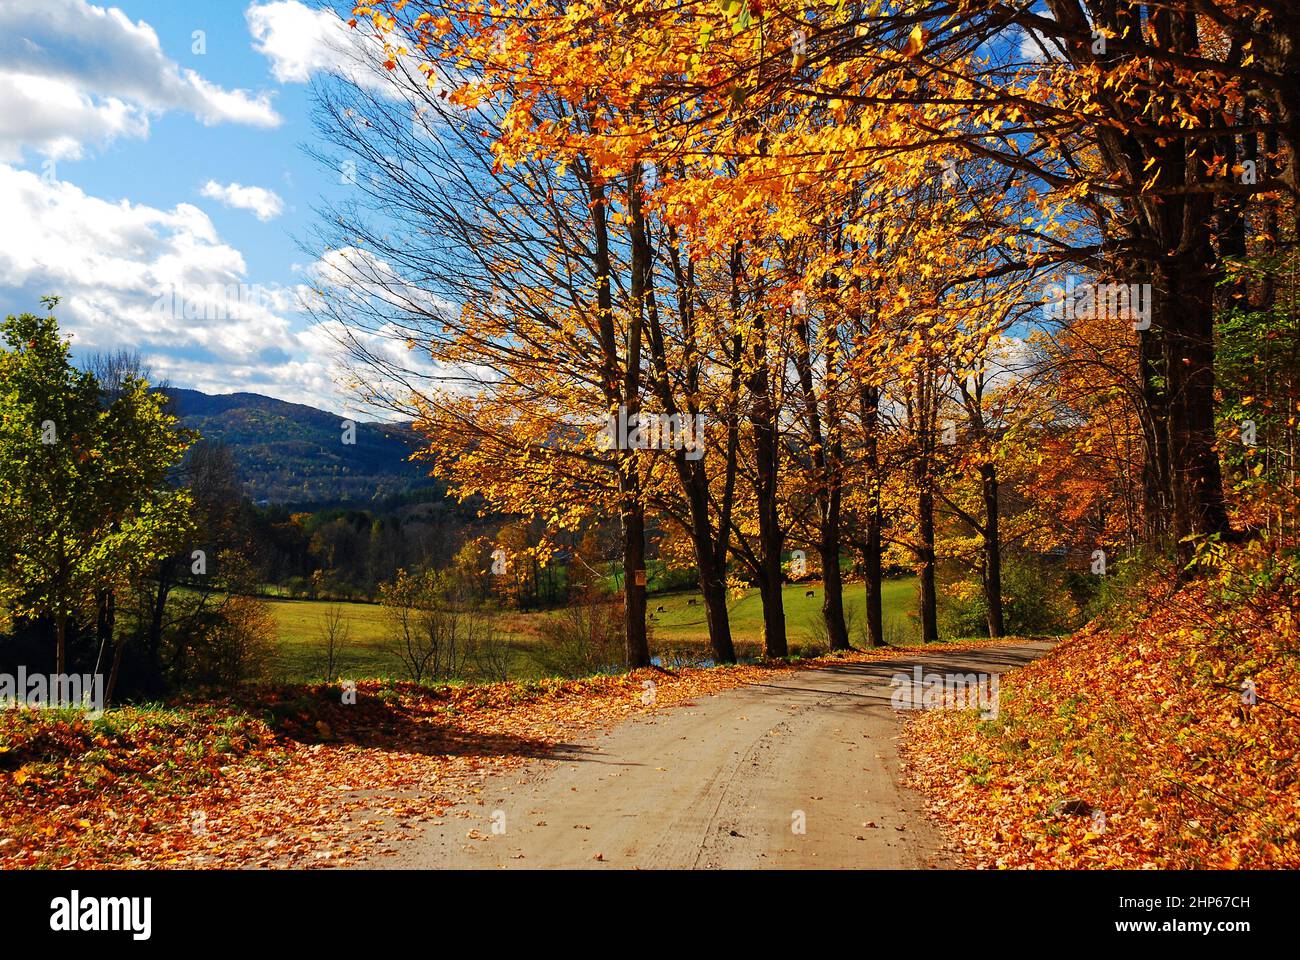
[0,304,196,674]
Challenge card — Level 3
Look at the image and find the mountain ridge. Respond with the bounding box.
[161,387,434,506]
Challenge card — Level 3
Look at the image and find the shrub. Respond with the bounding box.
[940,555,1080,639]
[1073,547,1171,627]
[533,591,625,678]
[379,566,492,683]
[192,595,278,689]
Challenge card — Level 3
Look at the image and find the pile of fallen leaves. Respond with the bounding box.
[0,704,284,868]
[1,639,1028,868]
[904,538,1300,868]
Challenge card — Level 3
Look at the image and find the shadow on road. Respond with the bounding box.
[737,643,1054,711]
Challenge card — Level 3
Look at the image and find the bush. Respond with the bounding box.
[183,595,278,689]
[1072,547,1171,627]
[940,555,1080,639]
[648,561,698,594]
[379,566,494,683]
[470,628,512,682]
[283,576,310,599]
[533,592,625,678]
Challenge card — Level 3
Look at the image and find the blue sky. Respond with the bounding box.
[0,0,380,413]
[60,1,321,282]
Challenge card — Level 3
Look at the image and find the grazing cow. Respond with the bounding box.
[687,598,698,606]
[657,606,666,613]
[805,590,815,598]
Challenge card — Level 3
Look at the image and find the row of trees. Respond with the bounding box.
[311,0,1295,668]
[263,502,473,599]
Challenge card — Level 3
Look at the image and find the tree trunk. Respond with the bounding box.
[741,247,787,659]
[759,567,788,658]
[146,560,174,694]
[589,166,649,668]
[644,221,737,665]
[861,384,885,646]
[1142,258,1231,554]
[791,303,850,650]
[864,508,884,646]
[754,436,787,658]
[620,453,650,668]
[105,635,127,706]
[980,462,1005,637]
[690,499,736,664]
[913,365,940,644]
[819,514,850,650]
[699,572,734,664]
[55,611,67,676]
[917,484,939,643]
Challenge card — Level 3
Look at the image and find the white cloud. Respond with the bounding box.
[0,163,364,412]
[307,246,487,400]
[247,0,399,95]
[200,180,286,221]
[0,0,280,161]
[1016,9,1065,64]
[311,246,455,323]
[0,74,147,163]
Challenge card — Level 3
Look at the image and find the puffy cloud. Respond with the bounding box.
[307,246,487,400]
[0,73,147,163]
[0,0,279,161]
[0,163,364,411]
[200,180,286,221]
[246,0,399,95]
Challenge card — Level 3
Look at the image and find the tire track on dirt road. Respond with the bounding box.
[370,642,1054,869]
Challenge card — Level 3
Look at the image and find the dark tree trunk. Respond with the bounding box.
[105,635,127,706]
[146,575,171,693]
[912,363,940,644]
[917,484,939,644]
[819,509,851,650]
[644,222,737,665]
[980,462,1005,637]
[758,566,788,658]
[741,248,787,659]
[864,509,884,646]
[699,570,734,664]
[681,475,737,663]
[792,305,850,651]
[1151,258,1231,554]
[55,612,68,676]
[753,406,787,658]
[860,384,885,646]
[679,450,737,665]
[590,167,649,668]
[621,473,651,668]
[1048,0,1231,551]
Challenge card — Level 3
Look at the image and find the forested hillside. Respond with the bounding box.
[163,388,432,504]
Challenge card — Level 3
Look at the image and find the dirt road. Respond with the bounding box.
[375,642,1054,869]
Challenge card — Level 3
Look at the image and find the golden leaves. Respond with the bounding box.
[902,24,926,59]
[905,541,1300,869]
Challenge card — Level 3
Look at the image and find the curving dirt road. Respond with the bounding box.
[374,642,1054,869]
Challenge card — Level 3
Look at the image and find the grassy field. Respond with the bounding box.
[267,577,921,682]
[643,577,917,649]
